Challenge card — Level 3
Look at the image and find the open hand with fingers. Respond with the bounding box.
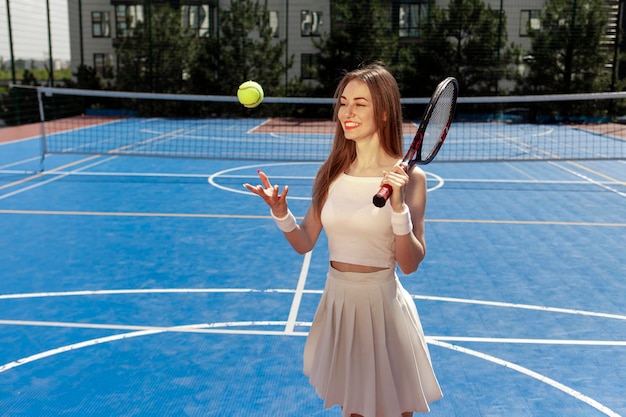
[243,169,290,218]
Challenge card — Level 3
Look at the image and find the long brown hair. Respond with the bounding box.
[311,62,404,217]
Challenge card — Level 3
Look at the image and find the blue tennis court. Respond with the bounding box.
[1,118,625,417]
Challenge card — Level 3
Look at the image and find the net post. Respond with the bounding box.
[37,87,48,172]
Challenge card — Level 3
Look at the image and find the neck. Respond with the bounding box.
[349,140,396,176]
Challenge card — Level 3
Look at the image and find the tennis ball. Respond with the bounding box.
[237,81,264,108]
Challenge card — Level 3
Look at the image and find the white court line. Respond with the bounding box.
[248,118,271,134]
[208,161,320,199]
[548,161,626,197]
[0,288,311,300]
[413,294,626,321]
[430,339,622,417]
[0,156,41,171]
[431,336,626,346]
[465,126,535,157]
[1,209,623,226]
[2,288,626,321]
[0,155,116,200]
[0,155,115,200]
[429,178,622,185]
[208,162,445,198]
[5,168,619,186]
[2,287,624,416]
[285,251,313,334]
[0,328,163,373]
[0,319,309,339]
[0,321,308,374]
[2,319,625,346]
[0,318,623,416]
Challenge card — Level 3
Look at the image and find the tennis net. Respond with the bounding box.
[35,87,626,163]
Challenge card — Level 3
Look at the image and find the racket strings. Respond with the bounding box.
[421,85,456,160]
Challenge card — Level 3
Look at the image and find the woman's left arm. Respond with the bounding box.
[389,166,427,274]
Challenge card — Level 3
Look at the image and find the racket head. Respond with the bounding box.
[372,77,458,208]
[409,77,458,166]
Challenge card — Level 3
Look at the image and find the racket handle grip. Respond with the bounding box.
[372,162,409,207]
[372,184,392,208]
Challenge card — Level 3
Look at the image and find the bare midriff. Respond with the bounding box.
[330,261,389,273]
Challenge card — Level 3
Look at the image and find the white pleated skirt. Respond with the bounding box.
[303,267,442,417]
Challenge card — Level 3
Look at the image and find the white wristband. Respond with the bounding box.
[271,209,297,233]
[391,204,413,236]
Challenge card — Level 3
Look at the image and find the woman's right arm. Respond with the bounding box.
[281,206,322,254]
[243,170,322,254]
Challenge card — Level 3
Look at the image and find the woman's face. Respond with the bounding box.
[338,79,378,143]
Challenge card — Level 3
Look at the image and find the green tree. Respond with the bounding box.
[312,0,403,95]
[21,69,38,86]
[192,0,293,96]
[516,0,612,94]
[70,64,103,90]
[450,0,513,95]
[401,6,452,97]
[408,0,515,96]
[115,5,201,94]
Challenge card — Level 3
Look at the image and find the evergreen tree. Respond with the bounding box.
[448,0,513,95]
[71,64,103,90]
[114,5,201,94]
[411,0,516,96]
[402,6,452,97]
[516,0,613,94]
[312,0,401,95]
[193,0,293,96]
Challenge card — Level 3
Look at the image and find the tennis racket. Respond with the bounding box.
[372,76,458,208]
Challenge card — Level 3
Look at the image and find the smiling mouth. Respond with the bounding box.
[344,121,359,129]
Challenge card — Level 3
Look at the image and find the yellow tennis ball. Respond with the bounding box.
[237,81,264,108]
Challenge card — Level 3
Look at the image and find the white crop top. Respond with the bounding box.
[321,173,396,268]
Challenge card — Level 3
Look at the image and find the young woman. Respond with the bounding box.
[244,63,442,417]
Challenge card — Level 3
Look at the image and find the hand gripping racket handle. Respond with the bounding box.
[372,162,409,208]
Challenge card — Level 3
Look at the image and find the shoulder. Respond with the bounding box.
[406,165,427,205]
[408,165,427,183]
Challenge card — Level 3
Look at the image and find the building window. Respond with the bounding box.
[115,4,144,38]
[92,11,111,38]
[257,10,279,37]
[520,10,541,36]
[398,2,428,38]
[301,53,318,79]
[268,11,279,37]
[301,11,322,37]
[94,53,113,78]
[182,4,213,37]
